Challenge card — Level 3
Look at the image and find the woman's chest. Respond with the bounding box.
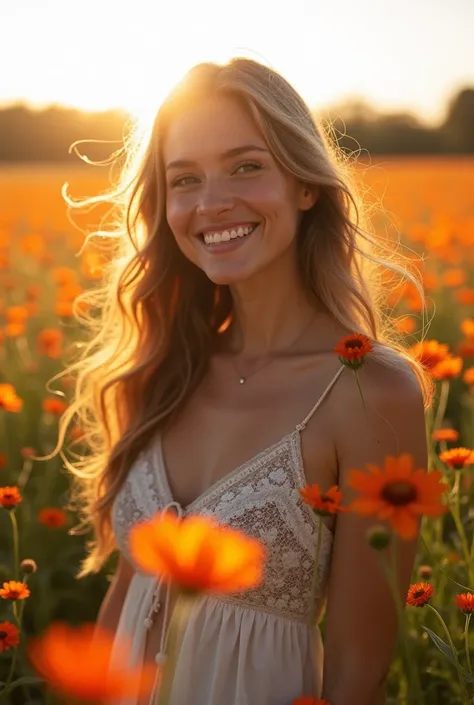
[158,366,339,509]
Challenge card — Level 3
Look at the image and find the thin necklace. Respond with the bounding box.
[229,314,317,385]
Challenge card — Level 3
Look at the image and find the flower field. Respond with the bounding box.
[0,157,474,704]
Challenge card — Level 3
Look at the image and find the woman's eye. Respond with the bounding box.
[234,161,263,174]
[171,176,198,188]
[170,161,262,188]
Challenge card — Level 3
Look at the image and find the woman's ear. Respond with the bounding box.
[299,184,320,211]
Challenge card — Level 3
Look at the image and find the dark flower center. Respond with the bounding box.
[346,340,363,349]
[0,631,7,639]
[414,590,426,599]
[381,480,418,506]
[320,494,335,504]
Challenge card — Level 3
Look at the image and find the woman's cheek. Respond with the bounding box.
[166,195,193,236]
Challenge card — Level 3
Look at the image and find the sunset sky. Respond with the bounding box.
[2,0,473,124]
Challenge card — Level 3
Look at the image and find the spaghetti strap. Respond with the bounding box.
[296,364,346,432]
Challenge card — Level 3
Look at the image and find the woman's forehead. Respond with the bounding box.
[162,95,266,165]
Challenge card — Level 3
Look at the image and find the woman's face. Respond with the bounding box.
[163,94,317,285]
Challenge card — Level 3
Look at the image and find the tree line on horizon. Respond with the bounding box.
[1,87,473,163]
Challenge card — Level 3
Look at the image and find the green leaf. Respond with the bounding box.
[423,626,474,683]
[9,676,44,688]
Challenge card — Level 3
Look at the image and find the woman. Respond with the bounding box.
[60,58,431,705]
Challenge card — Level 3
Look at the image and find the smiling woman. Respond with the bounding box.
[50,57,432,705]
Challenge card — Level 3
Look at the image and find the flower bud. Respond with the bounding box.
[366,525,391,550]
[20,559,38,575]
[418,565,432,580]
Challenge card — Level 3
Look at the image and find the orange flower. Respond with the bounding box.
[431,356,463,381]
[51,267,78,285]
[293,698,332,705]
[0,486,22,509]
[442,268,466,288]
[334,333,373,369]
[0,621,20,653]
[130,512,265,595]
[432,428,459,443]
[456,288,474,306]
[0,384,23,412]
[37,328,63,358]
[447,551,462,564]
[5,305,29,324]
[457,339,474,358]
[299,485,347,516]
[463,368,474,386]
[38,508,68,528]
[461,319,474,340]
[4,323,25,338]
[347,454,447,540]
[55,300,74,317]
[0,581,30,600]
[454,593,474,614]
[27,622,156,702]
[394,316,416,334]
[42,398,68,415]
[409,340,450,370]
[406,582,434,607]
[439,447,474,470]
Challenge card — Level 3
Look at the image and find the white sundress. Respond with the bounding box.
[108,365,345,705]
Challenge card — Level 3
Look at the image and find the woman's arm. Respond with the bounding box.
[95,553,135,634]
[322,359,428,705]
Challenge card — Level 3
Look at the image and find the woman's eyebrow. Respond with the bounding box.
[165,144,268,171]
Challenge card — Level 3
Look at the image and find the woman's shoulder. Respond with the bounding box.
[335,342,424,408]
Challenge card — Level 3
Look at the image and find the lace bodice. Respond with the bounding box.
[113,426,335,624]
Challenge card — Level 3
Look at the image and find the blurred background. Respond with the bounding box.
[1,0,474,160]
[0,1,474,703]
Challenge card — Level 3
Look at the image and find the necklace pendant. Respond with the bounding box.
[239,377,245,385]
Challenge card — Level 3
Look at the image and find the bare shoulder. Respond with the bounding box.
[329,344,427,472]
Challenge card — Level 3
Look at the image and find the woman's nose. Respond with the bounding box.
[196,179,234,215]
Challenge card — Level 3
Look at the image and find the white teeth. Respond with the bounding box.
[203,224,257,245]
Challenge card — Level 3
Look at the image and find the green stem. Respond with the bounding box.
[155,593,193,705]
[450,472,474,586]
[354,369,380,445]
[9,510,20,581]
[376,542,423,705]
[309,518,323,625]
[0,647,19,701]
[0,597,26,701]
[463,614,472,675]
[433,380,450,433]
[426,603,470,704]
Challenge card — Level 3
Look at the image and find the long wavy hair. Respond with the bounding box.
[51,57,433,578]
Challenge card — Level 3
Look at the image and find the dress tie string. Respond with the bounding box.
[145,501,184,704]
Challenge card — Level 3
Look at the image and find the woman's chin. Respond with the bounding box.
[204,264,256,287]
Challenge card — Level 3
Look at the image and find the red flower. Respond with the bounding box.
[431,428,459,443]
[409,340,450,371]
[130,512,265,595]
[27,622,156,702]
[454,593,474,614]
[348,454,447,540]
[299,485,347,516]
[0,486,22,509]
[406,582,434,607]
[0,621,20,653]
[334,333,373,369]
[38,508,68,528]
[0,581,30,600]
[439,447,474,470]
[431,356,463,381]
